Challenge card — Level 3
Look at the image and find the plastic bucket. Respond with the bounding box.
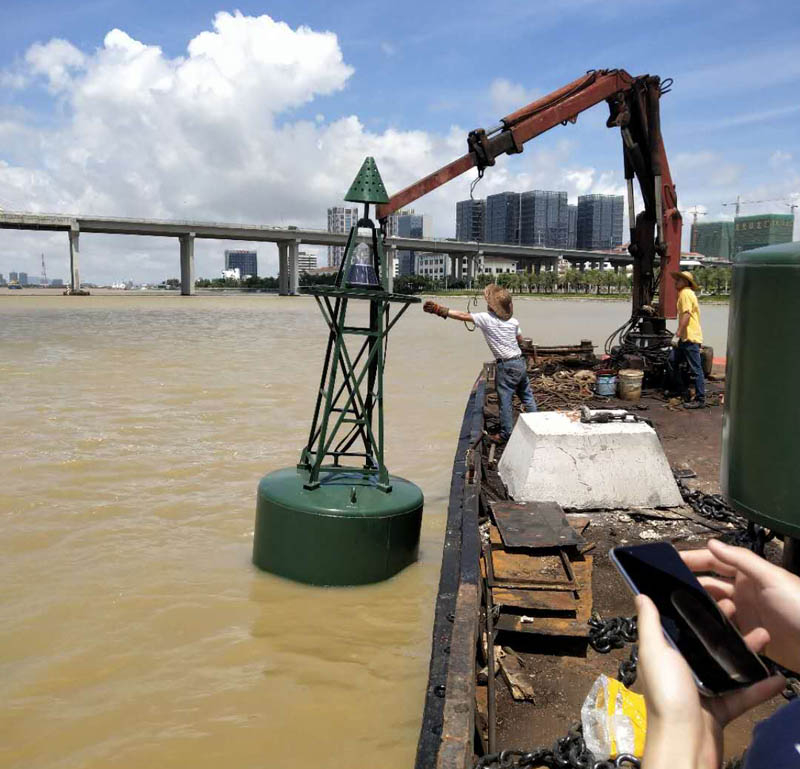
[618,369,644,401]
[595,373,617,397]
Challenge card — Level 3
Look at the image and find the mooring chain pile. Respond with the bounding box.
[673,473,775,556]
[475,724,641,769]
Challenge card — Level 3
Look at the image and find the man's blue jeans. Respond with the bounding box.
[667,341,705,402]
[496,357,537,440]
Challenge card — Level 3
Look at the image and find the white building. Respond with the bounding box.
[414,253,518,280]
[222,267,241,280]
[297,251,317,272]
[327,206,359,267]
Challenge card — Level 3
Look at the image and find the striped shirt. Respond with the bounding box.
[471,312,522,360]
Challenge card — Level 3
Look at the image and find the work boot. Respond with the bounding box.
[683,400,706,410]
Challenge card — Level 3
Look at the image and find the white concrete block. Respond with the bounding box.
[497,411,683,510]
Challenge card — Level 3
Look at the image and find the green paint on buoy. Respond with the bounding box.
[252,158,423,586]
[253,468,423,586]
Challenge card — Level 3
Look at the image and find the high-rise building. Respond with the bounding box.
[486,192,521,244]
[567,204,578,249]
[9,271,18,283]
[327,206,359,267]
[690,221,735,260]
[384,208,415,238]
[519,190,568,247]
[51,278,64,287]
[734,214,794,253]
[18,272,28,286]
[225,249,257,278]
[296,251,317,272]
[396,213,432,275]
[0,274,5,285]
[576,194,624,250]
[455,199,486,242]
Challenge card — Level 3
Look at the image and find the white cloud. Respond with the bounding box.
[770,150,793,169]
[25,38,86,91]
[488,78,540,116]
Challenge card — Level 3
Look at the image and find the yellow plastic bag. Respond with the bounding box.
[580,674,647,759]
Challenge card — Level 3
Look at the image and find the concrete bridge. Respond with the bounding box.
[0,210,628,294]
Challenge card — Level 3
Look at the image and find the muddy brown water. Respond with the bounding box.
[0,294,730,769]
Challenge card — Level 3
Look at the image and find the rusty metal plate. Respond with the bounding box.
[493,501,586,550]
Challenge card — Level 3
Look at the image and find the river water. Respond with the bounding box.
[0,293,730,769]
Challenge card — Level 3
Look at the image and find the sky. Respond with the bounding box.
[0,0,798,283]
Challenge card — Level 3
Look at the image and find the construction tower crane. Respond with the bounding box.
[684,207,706,226]
[721,195,789,216]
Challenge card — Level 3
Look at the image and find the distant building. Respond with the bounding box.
[383,208,415,238]
[486,192,520,244]
[576,194,624,250]
[296,251,317,272]
[520,190,568,247]
[734,213,794,253]
[9,271,18,283]
[18,272,28,286]
[225,249,257,278]
[0,274,5,285]
[396,213,432,276]
[50,278,64,287]
[567,205,578,249]
[690,221,735,260]
[480,256,518,275]
[455,199,486,242]
[327,206,359,267]
[222,267,241,280]
[416,252,448,280]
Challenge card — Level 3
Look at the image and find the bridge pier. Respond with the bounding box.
[69,225,80,291]
[180,233,195,295]
[385,246,396,292]
[288,240,300,295]
[278,243,289,295]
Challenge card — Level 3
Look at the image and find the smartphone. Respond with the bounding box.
[610,542,771,696]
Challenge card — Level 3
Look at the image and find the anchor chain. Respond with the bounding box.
[673,474,775,556]
[475,724,640,769]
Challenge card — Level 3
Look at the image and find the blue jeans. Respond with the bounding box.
[496,357,537,440]
[667,341,705,402]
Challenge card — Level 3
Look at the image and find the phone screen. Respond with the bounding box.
[612,542,770,695]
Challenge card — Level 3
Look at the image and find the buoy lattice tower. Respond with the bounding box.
[253,157,424,585]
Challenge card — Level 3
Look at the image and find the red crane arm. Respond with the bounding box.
[376,68,681,318]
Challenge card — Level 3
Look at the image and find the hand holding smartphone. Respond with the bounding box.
[610,542,771,696]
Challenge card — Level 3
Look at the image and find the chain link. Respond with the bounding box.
[673,474,775,556]
[474,725,641,769]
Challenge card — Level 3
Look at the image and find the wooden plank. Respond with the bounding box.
[494,556,593,638]
[490,548,576,586]
[498,652,536,702]
[491,587,578,613]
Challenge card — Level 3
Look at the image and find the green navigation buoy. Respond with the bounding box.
[253,158,424,586]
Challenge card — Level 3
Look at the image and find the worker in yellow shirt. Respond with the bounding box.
[667,270,705,409]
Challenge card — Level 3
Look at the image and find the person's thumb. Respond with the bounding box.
[635,594,667,652]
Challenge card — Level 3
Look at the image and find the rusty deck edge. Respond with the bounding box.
[415,374,485,769]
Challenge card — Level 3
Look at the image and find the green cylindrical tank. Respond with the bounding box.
[722,241,800,537]
[253,467,423,586]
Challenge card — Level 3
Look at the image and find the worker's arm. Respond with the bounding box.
[448,309,473,322]
[672,311,690,346]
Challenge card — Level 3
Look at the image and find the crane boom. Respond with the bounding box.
[377,68,682,319]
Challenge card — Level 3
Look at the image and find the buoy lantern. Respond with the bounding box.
[253,158,424,586]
